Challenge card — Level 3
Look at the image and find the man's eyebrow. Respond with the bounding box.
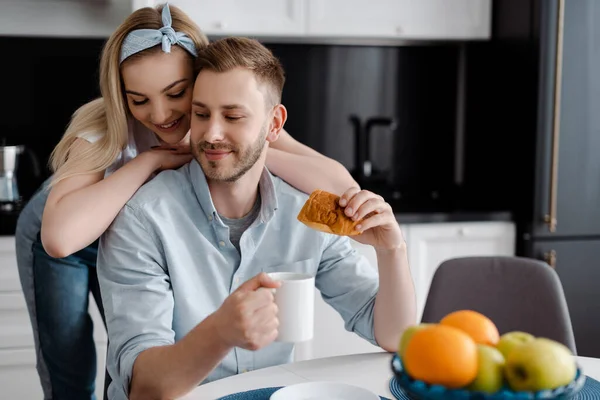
[222,104,246,110]
[192,101,247,110]
[125,78,189,97]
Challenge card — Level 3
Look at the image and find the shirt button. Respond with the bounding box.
[241,369,248,373]
[208,215,213,221]
[219,240,225,247]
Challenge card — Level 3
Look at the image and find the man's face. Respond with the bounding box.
[190,67,272,182]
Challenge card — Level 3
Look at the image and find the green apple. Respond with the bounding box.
[497,331,536,360]
[505,338,577,392]
[398,323,432,359]
[467,345,506,394]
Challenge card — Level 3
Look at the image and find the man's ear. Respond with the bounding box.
[266,104,287,144]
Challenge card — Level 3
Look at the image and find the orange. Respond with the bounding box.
[440,310,500,346]
[403,324,478,389]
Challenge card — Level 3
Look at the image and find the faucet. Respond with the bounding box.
[349,115,397,183]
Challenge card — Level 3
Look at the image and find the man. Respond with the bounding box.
[97,37,416,400]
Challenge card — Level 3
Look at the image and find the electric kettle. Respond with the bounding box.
[0,145,41,211]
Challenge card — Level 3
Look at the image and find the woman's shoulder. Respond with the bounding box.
[71,97,108,144]
[76,131,105,143]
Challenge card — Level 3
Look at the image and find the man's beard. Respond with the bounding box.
[194,125,268,183]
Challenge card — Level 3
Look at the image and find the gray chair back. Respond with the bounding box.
[420,256,577,354]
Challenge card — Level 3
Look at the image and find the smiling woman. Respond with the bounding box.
[122,47,194,143]
[15,4,206,399]
[15,3,358,400]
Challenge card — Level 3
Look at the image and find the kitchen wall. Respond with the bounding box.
[1,36,471,214]
[272,43,460,186]
[0,36,106,199]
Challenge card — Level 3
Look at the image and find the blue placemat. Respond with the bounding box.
[217,386,391,399]
[389,375,600,400]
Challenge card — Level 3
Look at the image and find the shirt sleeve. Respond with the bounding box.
[316,234,380,346]
[97,204,175,396]
[76,130,104,143]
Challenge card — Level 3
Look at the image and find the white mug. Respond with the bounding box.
[267,272,315,343]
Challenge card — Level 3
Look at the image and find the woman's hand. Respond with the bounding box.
[147,132,193,171]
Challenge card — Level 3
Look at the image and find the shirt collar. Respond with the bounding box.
[189,161,279,223]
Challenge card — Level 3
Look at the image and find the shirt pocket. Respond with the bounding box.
[261,258,319,278]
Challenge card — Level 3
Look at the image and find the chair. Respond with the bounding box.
[420,256,577,354]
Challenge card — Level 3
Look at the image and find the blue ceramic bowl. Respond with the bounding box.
[391,353,585,400]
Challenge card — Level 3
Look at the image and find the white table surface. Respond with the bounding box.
[181,352,600,400]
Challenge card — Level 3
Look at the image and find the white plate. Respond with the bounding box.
[269,381,380,400]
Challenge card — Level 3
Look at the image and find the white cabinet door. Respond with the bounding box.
[306,0,491,39]
[0,0,130,38]
[0,349,43,400]
[140,0,306,37]
[0,236,107,399]
[296,225,409,361]
[0,346,107,400]
[406,222,516,322]
[0,238,20,293]
[0,292,36,349]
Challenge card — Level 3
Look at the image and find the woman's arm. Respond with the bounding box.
[266,129,359,196]
[41,139,191,258]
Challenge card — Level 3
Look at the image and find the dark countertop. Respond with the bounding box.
[352,179,515,225]
[0,183,515,237]
[0,210,515,237]
[394,211,514,224]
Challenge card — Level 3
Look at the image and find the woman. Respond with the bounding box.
[16,4,357,400]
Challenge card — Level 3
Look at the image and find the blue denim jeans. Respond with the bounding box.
[32,237,104,400]
[16,183,106,400]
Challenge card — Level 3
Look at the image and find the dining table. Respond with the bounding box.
[181,351,600,399]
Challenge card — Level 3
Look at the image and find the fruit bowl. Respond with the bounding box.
[391,353,586,400]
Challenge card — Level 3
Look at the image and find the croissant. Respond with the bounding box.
[297,189,361,236]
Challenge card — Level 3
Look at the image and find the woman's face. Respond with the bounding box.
[121,46,194,144]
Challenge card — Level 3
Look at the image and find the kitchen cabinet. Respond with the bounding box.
[301,221,515,361]
[0,0,131,38]
[294,231,408,361]
[136,0,492,42]
[147,0,305,37]
[523,0,600,357]
[532,0,600,239]
[0,237,107,400]
[306,0,491,40]
[3,219,516,384]
[532,240,600,357]
[408,221,516,321]
[1,0,492,41]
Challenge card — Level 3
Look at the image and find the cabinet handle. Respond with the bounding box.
[544,249,557,269]
[544,0,565,233]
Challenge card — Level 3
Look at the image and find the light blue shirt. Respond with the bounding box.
[97,161,380,400]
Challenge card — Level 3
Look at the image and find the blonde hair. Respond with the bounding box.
[195,37,286,107]
[49,3,208,186]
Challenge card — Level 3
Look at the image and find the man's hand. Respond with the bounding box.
[339,187,405,251]
[214,272,281,351]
